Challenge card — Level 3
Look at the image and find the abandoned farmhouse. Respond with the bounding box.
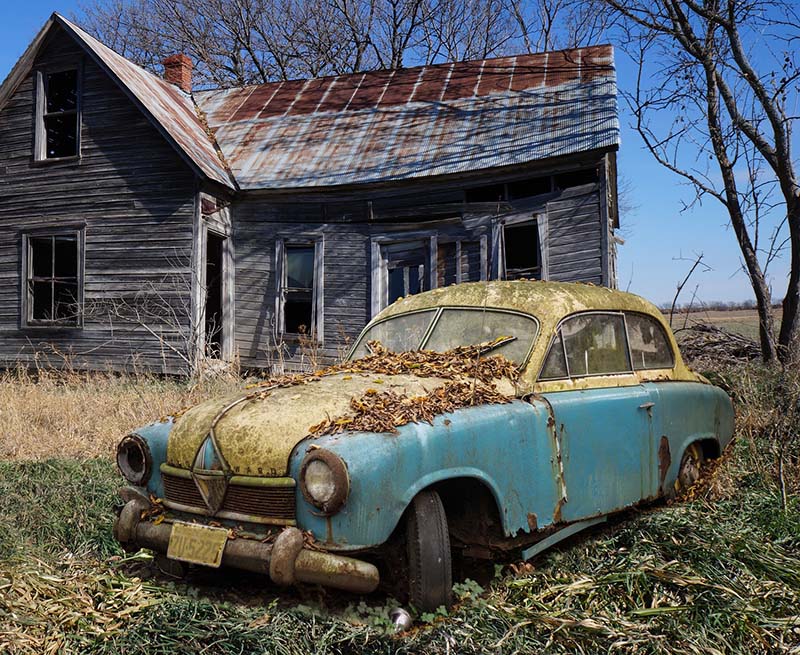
[0,14,620,374]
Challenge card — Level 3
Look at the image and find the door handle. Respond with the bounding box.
[639,402,655,410]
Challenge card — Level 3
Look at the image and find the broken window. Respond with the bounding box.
[25,232,82,325]
[625,313,674,370]
[503,222,541,280]
[37,69,79,160]
[278,243,320,337]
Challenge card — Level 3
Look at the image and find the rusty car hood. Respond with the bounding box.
[166,372,465,476]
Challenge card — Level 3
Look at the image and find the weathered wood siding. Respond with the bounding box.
[232,155,611,371]
[0,27,197,373]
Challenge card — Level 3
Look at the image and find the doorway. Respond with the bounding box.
[205,232,225,358]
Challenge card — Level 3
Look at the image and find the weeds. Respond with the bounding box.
[0,362,798,653]
[0,367,243,461]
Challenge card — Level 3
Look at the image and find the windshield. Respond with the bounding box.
[350,307,538,365]
[349,310,437,360]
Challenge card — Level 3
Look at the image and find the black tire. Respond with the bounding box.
[669,443,705,499]
[406,490,452,612]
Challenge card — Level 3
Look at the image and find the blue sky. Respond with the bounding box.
[0,2,774,306]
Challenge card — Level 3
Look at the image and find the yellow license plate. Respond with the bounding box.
[167,522,228,568]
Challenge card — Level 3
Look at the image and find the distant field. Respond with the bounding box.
[667,308,779,340]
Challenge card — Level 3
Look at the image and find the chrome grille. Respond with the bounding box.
[162,473,296,523]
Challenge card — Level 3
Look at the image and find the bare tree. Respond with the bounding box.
[604,0,800,363]
[78,0,611,88]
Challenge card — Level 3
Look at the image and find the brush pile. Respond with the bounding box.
[676,323,761,364]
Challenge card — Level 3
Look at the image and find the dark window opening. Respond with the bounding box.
[205,232,224,357]
[41,70,79,159]
[383,242,427,306]
[283,245,315,335]
[27,234,80,325]
[503,222,541,280]
[465,183,506,203]
[554,168,597,189]
[508,176,551,200]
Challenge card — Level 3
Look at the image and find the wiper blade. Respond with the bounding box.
[477,335,517,355]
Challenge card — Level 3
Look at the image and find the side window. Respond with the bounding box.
[539,313,631,380]
[561,314,630,376]
[24,231,83,326]
[626,313,674,370]
[278,240,322,339]
[36,69,80,160]
[540,332,568,379]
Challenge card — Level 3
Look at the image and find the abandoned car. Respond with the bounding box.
[114,281,734,611]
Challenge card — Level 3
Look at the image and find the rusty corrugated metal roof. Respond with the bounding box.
[196,47,618,190]
[57,16,236,189]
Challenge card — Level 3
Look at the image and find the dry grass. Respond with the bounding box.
[0,368,244,461]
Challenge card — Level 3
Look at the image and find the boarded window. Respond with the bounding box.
[626,313,674,370]
[503,222,540,280]
[25,233,81,325]
[437,240,484,287]
[39,69,79,159]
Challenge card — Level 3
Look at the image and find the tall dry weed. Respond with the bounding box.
[0,366,243,461]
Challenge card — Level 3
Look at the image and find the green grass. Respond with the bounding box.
[0,449,798,654]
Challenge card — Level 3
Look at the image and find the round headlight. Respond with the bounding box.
[300,450,349,515]
[116,434,152,486]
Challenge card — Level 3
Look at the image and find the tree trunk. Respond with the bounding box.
[778,198,800,363]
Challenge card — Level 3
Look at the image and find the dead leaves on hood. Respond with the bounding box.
[308,379,511,437]
[233,339,519,437]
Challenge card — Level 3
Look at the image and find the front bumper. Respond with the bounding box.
[113,497,379,594]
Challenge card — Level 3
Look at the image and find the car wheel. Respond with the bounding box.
[670,443,705,498]
[406,490,452,612]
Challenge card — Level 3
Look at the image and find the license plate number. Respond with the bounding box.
[167,522,228,568]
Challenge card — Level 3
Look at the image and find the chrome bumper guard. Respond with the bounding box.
[113,495,379,594]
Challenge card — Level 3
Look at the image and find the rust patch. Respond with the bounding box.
[658,436,672,490]
[553,498,564,524]
[527,512,538,531]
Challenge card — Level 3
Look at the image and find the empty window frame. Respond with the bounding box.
[503,222,541,280]
[36,68,81,160]
[23,231,83,326]
[383,241,429,306]
[277,240,323,339]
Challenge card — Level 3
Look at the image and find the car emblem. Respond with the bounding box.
[191,434,229,514]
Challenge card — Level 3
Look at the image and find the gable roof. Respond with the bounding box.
[196,46,619,190]
[0,15,618,193]
[0,14,236,190]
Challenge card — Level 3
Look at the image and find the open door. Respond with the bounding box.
[205,231,225,358]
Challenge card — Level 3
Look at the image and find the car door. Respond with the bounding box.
[537,312,654,523]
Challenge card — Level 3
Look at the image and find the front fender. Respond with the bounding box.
[288,400,559,551]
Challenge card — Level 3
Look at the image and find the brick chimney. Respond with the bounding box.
[163,54,193,93]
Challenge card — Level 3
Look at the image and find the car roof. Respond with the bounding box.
[378,280,663,324]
